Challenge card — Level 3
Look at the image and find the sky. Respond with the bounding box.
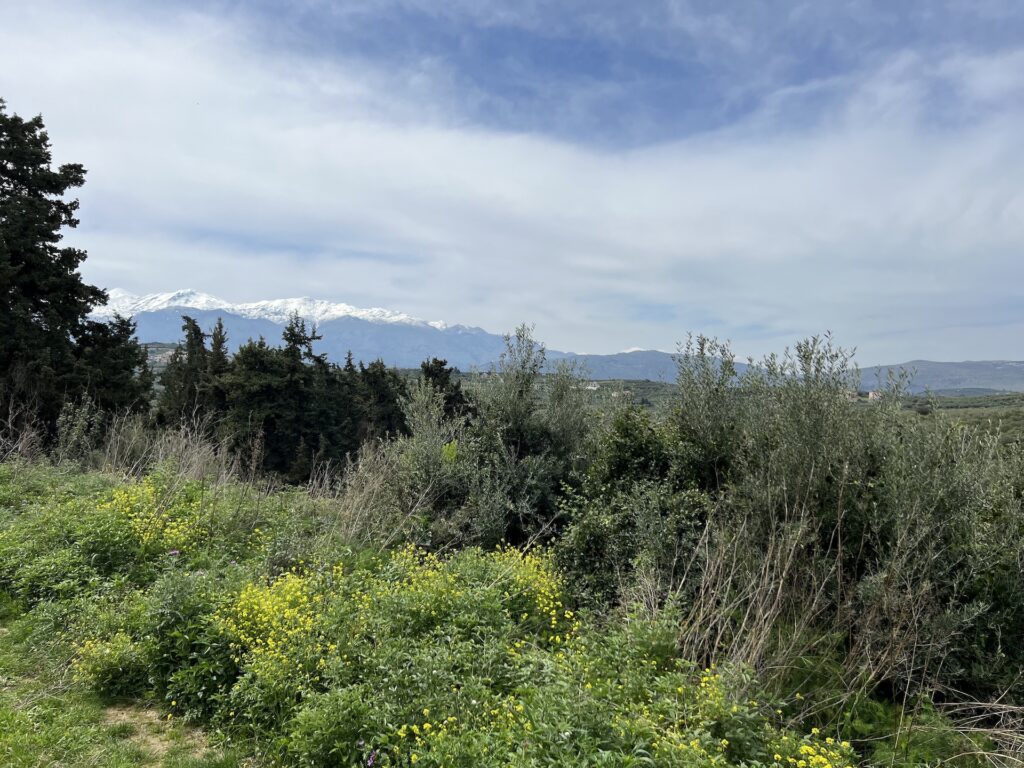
[1,1,1023,362]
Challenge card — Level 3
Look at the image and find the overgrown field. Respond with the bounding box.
[3,335,1024,766]
[1,463,856,767]
[907,392,1024,446]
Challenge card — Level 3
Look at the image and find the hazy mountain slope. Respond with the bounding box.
[312,316,507,369]
[132,310,282,352]
[127,307,685,378]
[861,360,1024,393]
[127,309,509,370]
[547,350,679,381]
[102,291,684,376]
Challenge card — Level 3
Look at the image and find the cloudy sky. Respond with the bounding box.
[2,1,1023,362]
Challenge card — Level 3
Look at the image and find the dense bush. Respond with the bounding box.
[307,326,594,550]
[4,331,1024,766]
[557,335,1024,726]
[1,464,868,767]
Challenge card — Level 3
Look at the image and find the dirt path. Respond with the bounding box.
[101,703,221,765]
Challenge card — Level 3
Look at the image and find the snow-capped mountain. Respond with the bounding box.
[88,290,1024,390]
[94,289,451,330]
[93,288,689,379]
[92,288,517,372]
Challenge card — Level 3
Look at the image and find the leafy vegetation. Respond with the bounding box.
[154,314,411,479]
[4,330,1024,765]
[4,101,1024,767]
[906,392,1024,446]
[2,463,863,767]
[0,557,242,767]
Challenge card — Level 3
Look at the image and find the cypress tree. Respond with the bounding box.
[205,317,231,417]
[156,316,210,424]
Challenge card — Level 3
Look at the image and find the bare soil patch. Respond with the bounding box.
[102,703,217,763]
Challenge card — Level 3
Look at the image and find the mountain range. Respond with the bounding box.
[94,290,1024,393]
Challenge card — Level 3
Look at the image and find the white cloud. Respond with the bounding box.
[1,1,1022,362]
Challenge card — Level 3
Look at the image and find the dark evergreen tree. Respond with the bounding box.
[420,357,470,419]
[276,315,323,477]
[358,359,408,441]
[281,314,324,366]
[205,317,231,417]
[0,99,150,430]
[221,335,276,462]
[222,318,374,479]
[319,361,363,461]
[71,316,153,414]
[152,314,411,481]
[156,316,210,424]
[222,336,284,469]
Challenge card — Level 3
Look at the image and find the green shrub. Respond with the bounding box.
[73,631,152,696]
[215,546,851,766]
[579,337,1024,708]
[142,567,245,720]
[5,352,1024,768]
[846,698,988,768]
[287,685,376,765]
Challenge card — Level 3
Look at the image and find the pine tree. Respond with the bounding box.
[222,319,331,478]
[358,359,408,440]
[0,99,151,429]
[71,316,153,413]
[319,363,363,461]
[222,337,284,469]
[281,313,324,366]
[156,316,210,424]
[277,315,321,476]
[220,328,402,480]
[420,357,470,419]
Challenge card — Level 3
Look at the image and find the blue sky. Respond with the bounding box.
[2,1,1023,361]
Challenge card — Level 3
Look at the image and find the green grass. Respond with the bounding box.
[0,454,1004,767]
[0,463,866,768]
[0,602,247,767]
[905,392,1024,445]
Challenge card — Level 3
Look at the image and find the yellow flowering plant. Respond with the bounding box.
[99,474,209,553]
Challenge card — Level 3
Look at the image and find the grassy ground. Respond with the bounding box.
[0,602,246,768]
[907,392,1024,445]
[0,463,870,768]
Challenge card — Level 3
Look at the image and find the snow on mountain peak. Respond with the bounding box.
[92,290,448,329]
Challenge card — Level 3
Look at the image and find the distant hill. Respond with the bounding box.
[547,349,680,381]
[860,360,1024,394]
[132,306,677,379]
